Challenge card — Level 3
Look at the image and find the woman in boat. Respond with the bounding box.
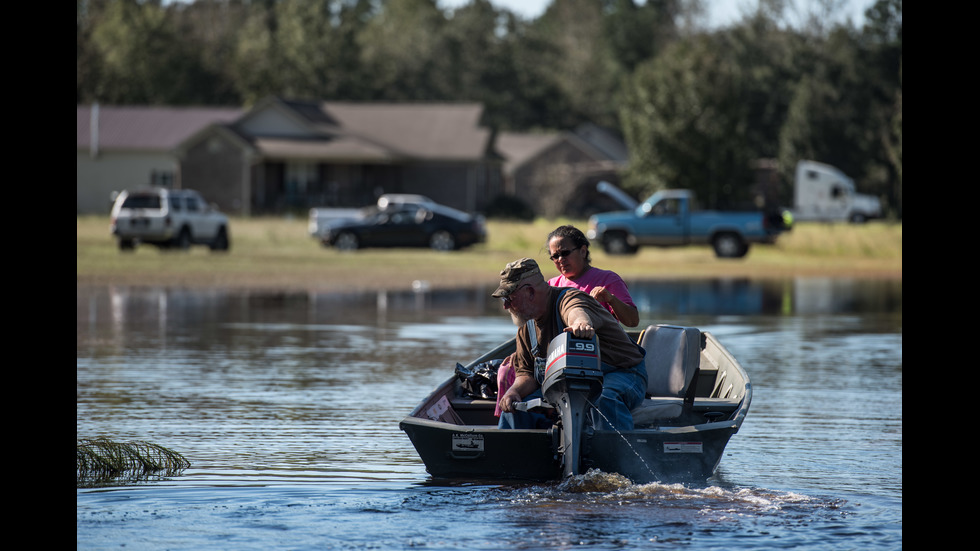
[544,224,639,328]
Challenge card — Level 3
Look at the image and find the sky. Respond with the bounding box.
[437,0,874,28]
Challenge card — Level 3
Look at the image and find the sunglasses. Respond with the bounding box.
[501,284,532,307]
[549,246,581,261]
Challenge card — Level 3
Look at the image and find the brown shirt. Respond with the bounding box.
[514,287,645,379]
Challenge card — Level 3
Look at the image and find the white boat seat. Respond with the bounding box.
[630,324,702,425]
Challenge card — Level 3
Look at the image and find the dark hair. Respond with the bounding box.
[546,225,591,266]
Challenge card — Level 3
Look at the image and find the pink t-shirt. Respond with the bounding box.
[548,267,636,318]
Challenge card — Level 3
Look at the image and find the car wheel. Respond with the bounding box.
[119,238,136,252]
[209,227,230,252]
[429,230,456,251]
[602,233,637,255]
[713,233,748,258]
[174,227,192,250]
[334,232,359,251]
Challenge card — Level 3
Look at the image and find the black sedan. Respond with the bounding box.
[320,204,486,251]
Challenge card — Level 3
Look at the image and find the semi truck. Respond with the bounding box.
[792,160,881,223]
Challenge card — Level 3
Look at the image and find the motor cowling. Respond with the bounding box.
[541,332,604,478]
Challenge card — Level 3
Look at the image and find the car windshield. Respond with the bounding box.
[121,194,162,209]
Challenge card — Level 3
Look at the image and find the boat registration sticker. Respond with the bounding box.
[664,441,703,454]
[452,433,485,452]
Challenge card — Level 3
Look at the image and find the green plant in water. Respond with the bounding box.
[77,438,190,487]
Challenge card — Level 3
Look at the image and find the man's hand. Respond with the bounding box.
[564,322,594,338]
[499,388,522,413]
[564,307,595,338]
[500,375,537,413]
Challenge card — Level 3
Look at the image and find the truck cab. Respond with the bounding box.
[793,161,881,223]
[632,189,695,246]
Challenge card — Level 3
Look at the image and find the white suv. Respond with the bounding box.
[110,188,230,252]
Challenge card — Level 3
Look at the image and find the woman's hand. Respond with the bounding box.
[590,286,611,303]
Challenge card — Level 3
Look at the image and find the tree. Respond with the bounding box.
[525,0,623,130]
[862,0,902,217]
[492,15,571,130]
[778,3,902,217]
[356,0,448,100]
[602,0,684,73]
[83,0,218,105]
[169,0,252,105]
[619,35,756,207]
[230,0,285,105]
[255,0,376,101]
[77,0,103,104]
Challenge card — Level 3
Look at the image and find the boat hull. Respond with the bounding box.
[400,416,739,483]
[399,420,562,481]
[585,425,738,482]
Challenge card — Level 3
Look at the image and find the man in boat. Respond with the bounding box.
[493,257,648,431]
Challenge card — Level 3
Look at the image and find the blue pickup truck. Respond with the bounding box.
[586,187,790,258]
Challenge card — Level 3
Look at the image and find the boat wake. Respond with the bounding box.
[556,468,633,493]
[512,468,830,515]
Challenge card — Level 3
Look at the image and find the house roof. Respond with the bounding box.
[319,102,491,160]
[79,98,497,163]
[219,97,494,162]
[574,123,629,162]
[78,105,243,152]
[496,129,625,176]
[495,131,564,174]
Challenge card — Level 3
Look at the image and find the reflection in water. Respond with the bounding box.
[78,278,902,339]
[627,277,902,316]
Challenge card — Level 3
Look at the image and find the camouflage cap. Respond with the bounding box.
[491,257,543,298]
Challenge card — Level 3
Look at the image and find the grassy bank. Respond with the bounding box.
[77,215,902,292]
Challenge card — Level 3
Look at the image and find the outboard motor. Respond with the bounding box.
[541,332,604,478]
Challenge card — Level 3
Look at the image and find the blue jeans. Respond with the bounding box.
[497,390,553,429]
[594,360,648,431]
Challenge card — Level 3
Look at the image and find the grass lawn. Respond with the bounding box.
[78,216,902,292]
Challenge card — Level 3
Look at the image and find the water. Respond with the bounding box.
[77,278,902,550]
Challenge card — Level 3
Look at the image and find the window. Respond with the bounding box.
[151,170,175,188]
[122,194,161,209]
[653,198,680,215]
